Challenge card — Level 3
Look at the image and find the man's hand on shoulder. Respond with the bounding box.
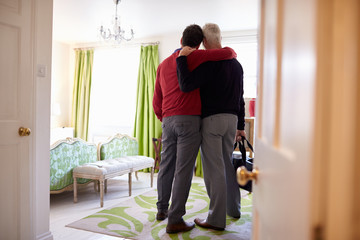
[179,46,196,57]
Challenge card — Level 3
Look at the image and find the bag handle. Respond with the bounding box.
[242,136,254,153]
[233,137,254,153]
[233,139,247,166]
[233,137,254,163]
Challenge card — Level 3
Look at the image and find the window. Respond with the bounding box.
[222,33,258,98]
[88,46,140,143]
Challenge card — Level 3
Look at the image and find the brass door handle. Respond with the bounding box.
[19,127,31,136]
[237,166,258,186]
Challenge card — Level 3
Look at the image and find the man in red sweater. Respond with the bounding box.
[152,24,237,234]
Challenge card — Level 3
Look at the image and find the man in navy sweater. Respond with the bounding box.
[153,24,237,234]
[176,23,246,231]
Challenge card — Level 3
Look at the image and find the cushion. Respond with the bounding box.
[114,155,154,168]
[73,159,131,176]
[73,156,154,176]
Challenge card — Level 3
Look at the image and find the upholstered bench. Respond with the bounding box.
[73,134,155,207]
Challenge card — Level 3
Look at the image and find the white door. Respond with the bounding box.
[0,1,35,239]
[252,0,360,239]
[252,0,317,239]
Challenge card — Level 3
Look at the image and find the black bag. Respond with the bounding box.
[232,137,254,192]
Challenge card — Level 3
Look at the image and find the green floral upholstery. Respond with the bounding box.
[50,139,97,192]
[99,134,138,160]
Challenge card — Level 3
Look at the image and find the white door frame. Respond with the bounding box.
[33,1,54,239]
[311,0,360,239]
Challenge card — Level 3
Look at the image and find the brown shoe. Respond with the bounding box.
[156,210,168,221]
[166,220,195,233]
[194,218,225,231]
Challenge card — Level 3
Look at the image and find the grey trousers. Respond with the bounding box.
[200,113,241,228]
[156,115,201,224]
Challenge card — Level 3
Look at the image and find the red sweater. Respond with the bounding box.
[153,47,237,121]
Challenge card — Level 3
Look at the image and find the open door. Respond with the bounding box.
[251,0,317,239]
[249,0,360,239]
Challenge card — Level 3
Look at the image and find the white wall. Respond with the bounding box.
[51,41,73,128]
[150,32,183,62]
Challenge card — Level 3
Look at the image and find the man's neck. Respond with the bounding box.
[206,43,222,49]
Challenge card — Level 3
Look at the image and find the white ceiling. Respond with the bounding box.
[53,0,259,45]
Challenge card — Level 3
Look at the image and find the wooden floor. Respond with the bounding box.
[50,172,205,240]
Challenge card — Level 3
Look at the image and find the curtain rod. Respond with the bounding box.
[73,41,160,50]
[73,47,95,50]
[141,41,160,46]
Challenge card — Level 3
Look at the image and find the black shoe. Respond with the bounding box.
[166,221,195,233]
[230,213,241,219]
[156,209,168,221]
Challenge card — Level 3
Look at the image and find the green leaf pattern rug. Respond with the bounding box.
[67,182,252,240]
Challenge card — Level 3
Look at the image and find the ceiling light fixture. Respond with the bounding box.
[99,0,134,43]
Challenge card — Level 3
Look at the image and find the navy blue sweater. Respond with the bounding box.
[176,56,245,130]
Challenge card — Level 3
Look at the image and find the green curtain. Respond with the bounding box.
[133,45,162,171]
[195,152,203,177]
[71,49,94,141]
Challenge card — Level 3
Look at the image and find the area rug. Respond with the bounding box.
[67,182,252,240]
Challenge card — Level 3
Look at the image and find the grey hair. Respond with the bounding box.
[202,23,221,45]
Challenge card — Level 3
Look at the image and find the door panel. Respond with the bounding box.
[0,24,19,119]
[0,0,33,239]
[0,144,20,239]
[259,0,278,143]
[254,139,296,239]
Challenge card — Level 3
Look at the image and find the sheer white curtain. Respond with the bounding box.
[88,46,140,143]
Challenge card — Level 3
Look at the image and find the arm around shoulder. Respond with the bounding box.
[176,56,199,92]
[187,47,237,71]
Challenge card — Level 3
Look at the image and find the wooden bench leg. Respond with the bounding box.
[105,179,108,193]
[150,167,154,188]
[73,177,78,203]
[135,171,139,180]
[93,180,97,192]
[93,180,100,192]
[99,179,105,207]
[128,172,132,196]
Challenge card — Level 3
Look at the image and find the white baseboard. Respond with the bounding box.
[37,231,53,240]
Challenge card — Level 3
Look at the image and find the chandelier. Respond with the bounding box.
[99,0,134,43]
